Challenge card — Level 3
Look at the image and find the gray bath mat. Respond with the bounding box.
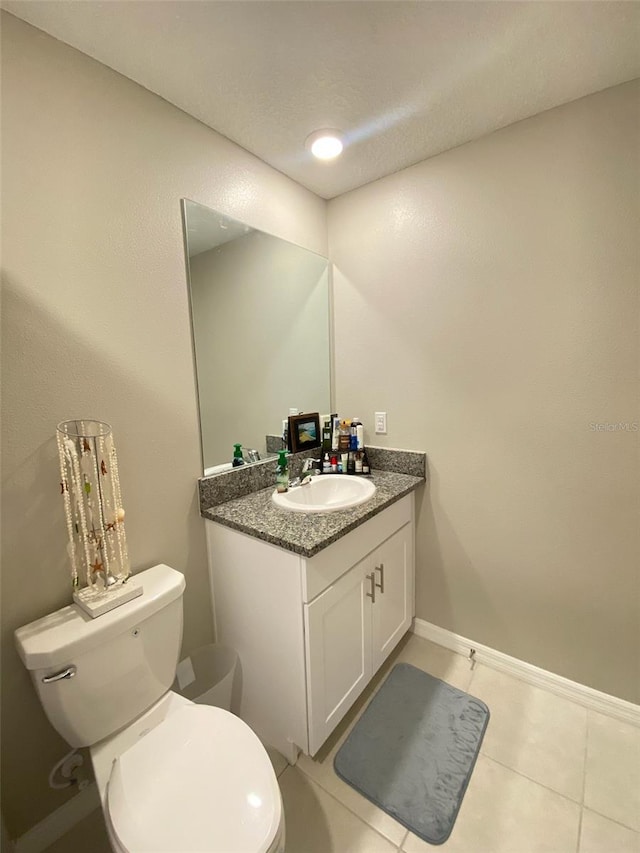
[334,663,489,845]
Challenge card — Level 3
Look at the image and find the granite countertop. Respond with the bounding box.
[202,469,424,558]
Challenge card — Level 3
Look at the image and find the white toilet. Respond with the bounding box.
[14,564,285,853]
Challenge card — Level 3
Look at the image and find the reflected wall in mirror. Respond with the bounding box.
[183,200,331,474]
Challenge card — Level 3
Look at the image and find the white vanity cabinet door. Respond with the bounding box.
[304,556,373,755]
[305,520,415,755]
[371,523,413,673]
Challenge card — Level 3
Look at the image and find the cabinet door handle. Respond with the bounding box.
[366,572,376,603]
[375,563,385,593]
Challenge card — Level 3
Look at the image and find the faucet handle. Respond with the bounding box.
[302,458,322,472]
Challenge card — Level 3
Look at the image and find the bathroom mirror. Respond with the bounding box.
[182,199,331,474]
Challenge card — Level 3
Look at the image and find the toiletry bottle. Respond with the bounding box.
[331,415,340,452]
[276,450,289,493]
[339,420,351,452]
[232,444,245,467]
[355,451,363,474]
[352,417,364,450]
[362,449,371,475]
[350,418,358,449]
[322,420,332,453]
[323,452,331,473]
[347,451,355,475]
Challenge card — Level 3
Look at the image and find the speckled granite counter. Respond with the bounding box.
[202,468,424,558]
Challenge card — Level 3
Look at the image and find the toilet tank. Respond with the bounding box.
[15,564,185,748]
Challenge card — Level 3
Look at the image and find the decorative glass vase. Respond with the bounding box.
[56,420,140,617]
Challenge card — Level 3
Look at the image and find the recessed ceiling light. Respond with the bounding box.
[306,129,344,160]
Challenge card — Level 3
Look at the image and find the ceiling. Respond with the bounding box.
[3,1,639,199]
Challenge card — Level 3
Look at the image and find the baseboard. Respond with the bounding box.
[412,618,640,727]
[14,784,100,853]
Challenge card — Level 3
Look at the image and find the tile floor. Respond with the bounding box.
[43,634,639,853]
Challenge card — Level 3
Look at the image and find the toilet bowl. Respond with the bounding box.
[92,692,285,853]
[90,692,285,853]
[14,564,285,853]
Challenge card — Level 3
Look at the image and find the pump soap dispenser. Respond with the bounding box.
[276,450,289,493]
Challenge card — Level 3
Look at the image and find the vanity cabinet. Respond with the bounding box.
[205,493,414,762]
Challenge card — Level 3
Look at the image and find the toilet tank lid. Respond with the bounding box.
[14,564,185,671]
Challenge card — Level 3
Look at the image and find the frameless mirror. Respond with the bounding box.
[182,199,331,474]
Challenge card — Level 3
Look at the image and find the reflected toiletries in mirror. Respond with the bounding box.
[182,199,331,474]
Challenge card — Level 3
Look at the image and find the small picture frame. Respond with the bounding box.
[288,412,321,454]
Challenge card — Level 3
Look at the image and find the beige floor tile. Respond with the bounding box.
[402,755,580,853]
[393,633,475,692]
[584,711,640,831]
[469,664,587,801]
[579,809,640,853]
[279,766,400,853]
[42,808,110,853]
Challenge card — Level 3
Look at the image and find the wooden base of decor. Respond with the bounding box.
[73,581,142,618]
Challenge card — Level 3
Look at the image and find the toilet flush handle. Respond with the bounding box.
[42,665,76,683]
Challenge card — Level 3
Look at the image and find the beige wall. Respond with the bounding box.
[0,13,326,839]
[328,80,640,704]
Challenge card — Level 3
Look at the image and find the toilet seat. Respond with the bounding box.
[106,704,282,853]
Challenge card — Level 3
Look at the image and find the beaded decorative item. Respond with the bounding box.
[56,420,141,617]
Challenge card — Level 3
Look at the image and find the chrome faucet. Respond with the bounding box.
[301,458,322,475]
[289,458,322,488]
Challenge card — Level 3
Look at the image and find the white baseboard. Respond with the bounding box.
[14,784,100,853]
[412,618,640,727]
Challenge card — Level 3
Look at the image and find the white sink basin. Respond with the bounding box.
[272,474,376,513]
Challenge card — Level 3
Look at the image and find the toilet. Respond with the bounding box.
[14,564,285,853]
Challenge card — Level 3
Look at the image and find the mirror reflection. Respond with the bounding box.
[182,200,331,474]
